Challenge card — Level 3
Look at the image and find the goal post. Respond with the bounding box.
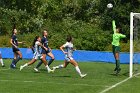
[130,12,140,77]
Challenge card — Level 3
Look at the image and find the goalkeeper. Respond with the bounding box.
[112,20,126,74]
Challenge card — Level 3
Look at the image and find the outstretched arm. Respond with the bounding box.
[112,20,116,34]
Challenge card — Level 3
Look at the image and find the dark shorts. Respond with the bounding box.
[112,45,120,53]
[41,49,51,54]
[12,47,20,53]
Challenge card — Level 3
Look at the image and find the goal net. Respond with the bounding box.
[130,12,140,77]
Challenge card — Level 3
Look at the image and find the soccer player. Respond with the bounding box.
[52,36,87,78]
[20,36,53,73]
[10,28,24,68]
[112,20,126,74]
[34,30,55,72]
[0,51,4,67]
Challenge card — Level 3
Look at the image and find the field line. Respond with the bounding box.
[100,73,140,93]
[0,79,109,88]
[0,68,10,71]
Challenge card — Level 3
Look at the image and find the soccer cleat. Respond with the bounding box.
[34,68,39,72]
[10,64,16,68]
[80,74,87,78]
[52,67,56,72]
[2,64,5,67]
[116,68,121,75]
[48,69,54,73]
[20,66,24,71]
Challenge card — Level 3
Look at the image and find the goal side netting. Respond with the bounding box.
[130,12,140,77]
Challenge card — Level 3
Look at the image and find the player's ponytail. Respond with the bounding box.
[32,36,40,47]
[11,24,16,36]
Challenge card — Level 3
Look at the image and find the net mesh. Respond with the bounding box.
[133,14,140,74]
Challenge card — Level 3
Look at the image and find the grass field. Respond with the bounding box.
[0,59,140,93]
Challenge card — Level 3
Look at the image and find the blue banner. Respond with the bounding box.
[0,48,139,64]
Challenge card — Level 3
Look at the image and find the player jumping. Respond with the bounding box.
[112,20,126,74]
[52,36,87,78]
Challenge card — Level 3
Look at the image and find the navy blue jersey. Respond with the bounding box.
[41,36,49,48]
[11,34,18,47]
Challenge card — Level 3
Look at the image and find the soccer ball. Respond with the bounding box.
[107,3,113,9]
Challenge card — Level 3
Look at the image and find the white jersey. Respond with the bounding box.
[63,42,74,61]
[33,41,42,59]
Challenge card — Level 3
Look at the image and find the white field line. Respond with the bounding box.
[0,79,109,88]
[0,68,10,71]
[100,73,140,93]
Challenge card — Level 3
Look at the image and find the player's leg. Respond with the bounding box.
[41,55,53,73]
[34,54,46,71]
[112,45,117,71]
[20,59,36,71]
[34,51,47,70]
[14,51,22,65]
[10,52,17,68]
[36,61,43,68]
[0,53,4,67]
[114,46,121,74]
[52,60,69,71]
[69,59,87,78]
[47,52,55,66]
[34,61,43,72]
[115,52,121,74]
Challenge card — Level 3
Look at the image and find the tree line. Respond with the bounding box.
[0,0,140,51]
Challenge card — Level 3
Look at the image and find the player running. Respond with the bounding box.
[20,36,53,73]
[0,51,4,67]
[34,30,55,72]
[10,28,24,68]
[52,36,87,78]
[112,20,126,74]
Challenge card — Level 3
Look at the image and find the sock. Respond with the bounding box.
[36,61,43,68]
[0,59,4,66]
[45,65,51,71]
[15,57,22,65]
[116,60,120,70]
[55,64,64,69]
[114,60,117,71]
[11,59,16,67]
[48,59,54,66]
[75,66,82,76]
[22,63,28,68]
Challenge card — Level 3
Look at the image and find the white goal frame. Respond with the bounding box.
[130,12,140,77]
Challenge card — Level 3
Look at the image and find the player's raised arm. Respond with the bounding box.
[112,20,116,34]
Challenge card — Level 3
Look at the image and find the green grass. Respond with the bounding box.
[0,59,140,93]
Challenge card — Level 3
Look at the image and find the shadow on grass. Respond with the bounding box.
[109,72,129,77]
[122,72,129,76]
[109,73,117,76]
[52,75,71,78]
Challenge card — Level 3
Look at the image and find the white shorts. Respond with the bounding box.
[33,53,42,60]
[65,56,73,62]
